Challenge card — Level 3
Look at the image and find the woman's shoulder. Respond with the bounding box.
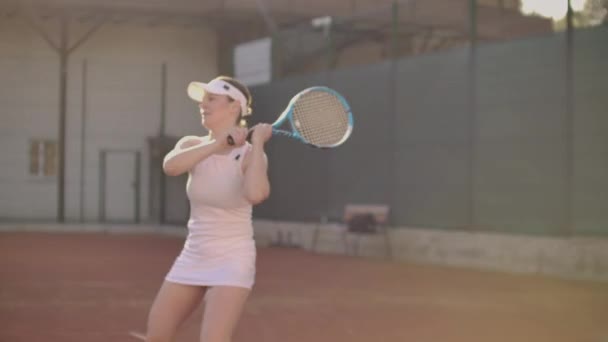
[176,135,209,149]
[177,134,208,142]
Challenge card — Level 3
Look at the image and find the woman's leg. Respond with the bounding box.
[199,286,251,342]
[146,281,206,342]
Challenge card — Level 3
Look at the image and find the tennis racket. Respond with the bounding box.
[228,86,353,149]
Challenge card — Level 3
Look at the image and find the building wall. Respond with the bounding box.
[0,16,218,221]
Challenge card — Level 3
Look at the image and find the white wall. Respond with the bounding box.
[0,16,218,221]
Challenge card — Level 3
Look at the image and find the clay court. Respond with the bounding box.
[1,231,607,342]
[1,1,607,341]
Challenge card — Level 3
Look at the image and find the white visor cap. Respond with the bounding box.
[187,78,251,116]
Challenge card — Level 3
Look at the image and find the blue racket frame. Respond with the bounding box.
[270,86,354,149]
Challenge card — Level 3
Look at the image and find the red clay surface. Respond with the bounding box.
[1,232,607,342]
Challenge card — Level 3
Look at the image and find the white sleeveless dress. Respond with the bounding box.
[165,137,256,289]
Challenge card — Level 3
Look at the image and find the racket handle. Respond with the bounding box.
[227,130,254,146]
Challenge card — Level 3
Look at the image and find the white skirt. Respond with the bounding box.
[165,234,256,289]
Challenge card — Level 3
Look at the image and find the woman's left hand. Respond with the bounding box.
[249,123,273,146]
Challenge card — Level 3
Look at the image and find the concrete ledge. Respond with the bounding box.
[252,219,608,283]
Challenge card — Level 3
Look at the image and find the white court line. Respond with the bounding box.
[128,331,146,341]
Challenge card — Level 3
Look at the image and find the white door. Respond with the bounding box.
[100,151,140,222]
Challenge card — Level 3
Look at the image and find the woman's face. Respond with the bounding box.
[199,92,239,129]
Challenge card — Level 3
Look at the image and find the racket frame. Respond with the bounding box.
[271,86,353,149]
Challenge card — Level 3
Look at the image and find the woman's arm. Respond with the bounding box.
[163,136,221,176]
[242,124,272,204]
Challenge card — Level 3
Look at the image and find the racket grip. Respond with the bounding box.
[227,130,254,146]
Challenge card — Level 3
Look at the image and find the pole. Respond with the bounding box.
[57,12,68,222]
[565,0,574,235]
[468,0,478,229]
[79,59,88,222]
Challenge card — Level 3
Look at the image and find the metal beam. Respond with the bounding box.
[564,0,574,235]
[68,13,107,54]
[79,59,88,222]
[21,1,59,51]
[254,0,278,34]
[23,3,224,29]
[468,0,478,229]
[57,11,68,221]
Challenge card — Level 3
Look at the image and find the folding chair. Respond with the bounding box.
[343,204,392,259]
[311,204,392,259]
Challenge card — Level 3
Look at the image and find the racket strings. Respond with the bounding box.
[292,91,350,147]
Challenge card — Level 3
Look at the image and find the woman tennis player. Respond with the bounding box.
[145,76,272,342]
